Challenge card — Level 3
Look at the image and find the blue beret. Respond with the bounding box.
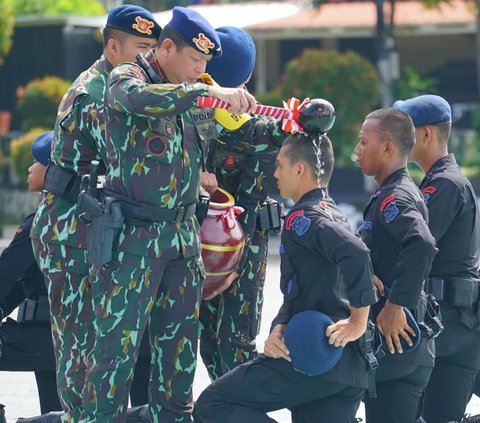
[284,310,343,376]
[206,26,256,88]
[31,131,53,166]
[106,4,161,40]
[167,6,221,57]
[369,288,421,353]
[393,95,452,127]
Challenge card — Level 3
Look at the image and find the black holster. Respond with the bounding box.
[257,197,282,232]
[414,291,444,340]
[196,187,210,226]
[86,198,124,266]
[357,320,382,398]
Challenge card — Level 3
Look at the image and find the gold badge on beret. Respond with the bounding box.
[193,33,215,54]
[132,16,154,35]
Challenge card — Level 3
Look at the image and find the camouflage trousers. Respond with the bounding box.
[199,232,268,380]
[80,250,204,423]
[31,240,93,423]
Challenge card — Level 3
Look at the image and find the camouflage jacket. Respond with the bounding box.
[104,51,286,261]
[31,56,113,246]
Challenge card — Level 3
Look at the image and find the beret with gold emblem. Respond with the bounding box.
[166,6,221,57]
[106,4,161,40]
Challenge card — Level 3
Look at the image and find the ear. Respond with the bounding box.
[106,38,118,55]
[422,126,434,145]
[383,140,395,157]
[160,38,175,56]
[296,161,307,177]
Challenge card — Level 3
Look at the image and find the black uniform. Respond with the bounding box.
[195,188,377,423]
[0,214,61,414]
[359,168,437,423]
[418,154,480,423]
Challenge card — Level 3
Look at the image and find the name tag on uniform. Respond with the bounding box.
[191,107,218,141]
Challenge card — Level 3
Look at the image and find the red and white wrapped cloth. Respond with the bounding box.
[196,96,310,134]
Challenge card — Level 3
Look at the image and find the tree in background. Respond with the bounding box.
[0,0,14,66]
[258,49,380,166]
[13,0,105,16]
[16,76,70,131]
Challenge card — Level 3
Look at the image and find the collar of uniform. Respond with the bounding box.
[296,187,330,205]
[144,49,167,82]
[100,54,114,76]
[379,167,409,190]
[422,153,456,184]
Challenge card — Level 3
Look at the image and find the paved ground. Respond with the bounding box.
[1,230,480,422]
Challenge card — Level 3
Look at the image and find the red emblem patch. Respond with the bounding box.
[422,186,437,195]
[132,16,154,35]
[225,155,235,167]
[285,210,304,230]
[193,33,215,54]
[165,124,174,135]
[380,194,395,212]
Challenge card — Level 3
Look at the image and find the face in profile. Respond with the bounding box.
[27,161,47,193]
[274,145,298,201]
[354,118,384,177]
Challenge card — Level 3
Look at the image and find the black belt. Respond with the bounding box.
[104,190,197,223]
[426,277,480,307]
[17,296,50,323]
[44,163,83,204]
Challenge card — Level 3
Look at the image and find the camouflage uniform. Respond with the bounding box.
[30,56,111,423]
[79,49,284,421]
[199,120,286,380]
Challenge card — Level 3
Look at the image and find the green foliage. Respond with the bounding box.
[395,65,439,99]
[16,75,70,131]
[0,0,14,66]
[258,49,380,166]
[13,0,105,16]
[10,127,48,183]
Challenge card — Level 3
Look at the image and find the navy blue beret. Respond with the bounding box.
[106,4,161,40]
[31,131,53,166]
[167,6,221,57]
[369,288,421,353]
[284,310,343,376]
[206,26,256,88]
[393,95,452,127]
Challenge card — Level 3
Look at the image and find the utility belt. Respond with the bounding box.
[104,189,197,225]
[256,197,282,232]
[44,163,84,203]
[425,277,480,308]
[16,296,50,323]
[77,161,197,266]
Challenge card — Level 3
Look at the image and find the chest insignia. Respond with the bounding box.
[362,220,373,231]
[224,154,235,168]
[146,136,167,157]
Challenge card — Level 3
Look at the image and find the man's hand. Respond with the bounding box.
[207,85,257,115]
[264,324,291,361]
[200,172,218,195]
[326,316,367,347]
[376,300,416,354]
[372,274,385,297]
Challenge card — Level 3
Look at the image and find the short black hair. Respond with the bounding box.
[102,27,128,48]
[157,25,189,50]
[365,108,415,157]
[283,133,334,186]
[433,122,451,145]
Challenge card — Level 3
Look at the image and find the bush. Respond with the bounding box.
[0,0,14,66]
[16,75,70,131]
[10,127,48,184]
[258,49,380,166]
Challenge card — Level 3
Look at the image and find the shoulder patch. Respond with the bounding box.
[285,209,311,236]
[128,65,145,80]
[421,186,437,204]
[16,227,23,235]
[383,201,399,223]
[379,194,395,212]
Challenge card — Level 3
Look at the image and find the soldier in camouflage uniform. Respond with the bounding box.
[78,8,260,423]
[30,5,161,422]
[199,27,287,380]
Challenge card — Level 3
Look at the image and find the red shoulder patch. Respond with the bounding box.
[16,227,23,235]
[422,186,437,195]
[380,194,395,212]
[285,210,304,230]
